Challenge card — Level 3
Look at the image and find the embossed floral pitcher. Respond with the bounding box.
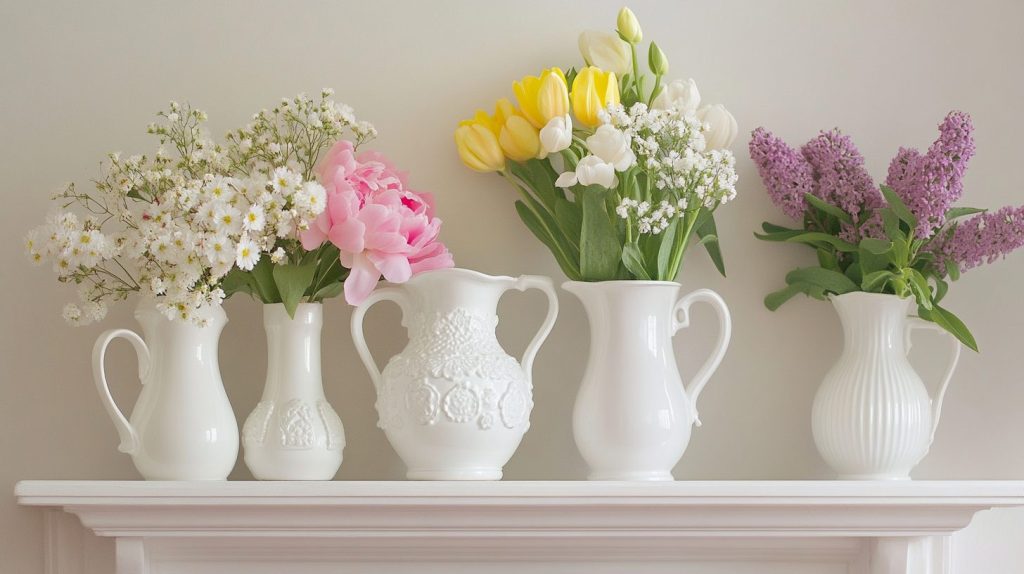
[351,268,558,480]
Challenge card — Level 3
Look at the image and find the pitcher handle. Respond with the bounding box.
[513,275,559,388]
[351,287,409,392]
[905,317,961,444]
[672,288,732,427]
[92,329,150,455]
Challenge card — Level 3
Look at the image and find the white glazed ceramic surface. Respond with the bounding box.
[91,300,239,480]
[351,268,558,480]
[812,292,961,480]
[242,303,344,480]
[564,281,732,481]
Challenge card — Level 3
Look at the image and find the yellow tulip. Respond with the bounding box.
[514,68,568,129]
[571,66,620,128]
[455,116,505,173]
[499,114,542,162]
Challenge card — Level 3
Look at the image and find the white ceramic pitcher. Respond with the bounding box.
[242,303,345,480]
[812,292,961,479]
[92,300,239,480]
[351,268,558,480]
[564,280,731,481]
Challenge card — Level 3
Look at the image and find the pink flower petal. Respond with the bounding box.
[344,254,382,305]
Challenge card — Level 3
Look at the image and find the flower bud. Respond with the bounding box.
[617,7,643,44]
[648,41,669,76]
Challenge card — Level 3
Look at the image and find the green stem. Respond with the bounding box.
[648,74,662,108]
[666,209,700,280]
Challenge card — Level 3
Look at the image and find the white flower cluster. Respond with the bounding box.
[226,89,376,179]
[605,102,738,210]
[615,197,690,235]
[26,91,361,326]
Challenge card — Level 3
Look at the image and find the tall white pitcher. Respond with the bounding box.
[92,300,238,480]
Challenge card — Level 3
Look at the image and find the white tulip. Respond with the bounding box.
[578,31,632,76]
[540,114,573,156]
[555,155,618,189]
[585,124,635,171]
[697,104,738,150]
[652,78,701,114]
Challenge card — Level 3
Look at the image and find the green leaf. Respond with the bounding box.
[881,209,904,242]
[553,197,582,249]
[784,232,858,252]
[579,187,622,281]
[805,192,853,224]
[755,229,807,242]
[249,257,281,303]
[944,259,961,281]
[220,268,255,299]
[696,213,726,276]
[509,160,558,209]
[764,283,807,311]
[273,261,317,318]
[934,278,949,303]
[656,218,678,279]
[860,238,893,255]
[945,206,985,220]
[881,185,917,230]
[817,248,838,271]
[861,270,896,292]
[621,243,652,280]
[515,200,580,280]
[762,221,803,234]
[785,267,859,295]
[907,269,933,311]
[311,281,344,301]
[921,304,978,352]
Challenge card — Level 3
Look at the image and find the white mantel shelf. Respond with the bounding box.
[16,480,1024,574]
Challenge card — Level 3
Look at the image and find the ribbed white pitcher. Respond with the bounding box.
[812,292,961,480]
[92,300,239,480]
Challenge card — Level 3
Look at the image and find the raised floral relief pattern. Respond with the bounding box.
[376,308,533,432]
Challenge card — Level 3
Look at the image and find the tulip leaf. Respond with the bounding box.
[515,200,581,280]
[621,243,651,280]
[554,198,582,249]
[579,187,622,281]
[655,218,678,279]
[509,160,558,210]
[696,213,726,276]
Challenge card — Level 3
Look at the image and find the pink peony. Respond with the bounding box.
[300,140,454,305]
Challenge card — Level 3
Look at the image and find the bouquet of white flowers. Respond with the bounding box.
[27,90,376,325]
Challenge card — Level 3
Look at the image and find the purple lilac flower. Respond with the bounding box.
[885,111,976,238]
[748,127,815,220]
[800,129,884,241]
[935,206,1024,274]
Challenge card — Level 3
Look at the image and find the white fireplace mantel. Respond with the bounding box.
[16,480,1024,574]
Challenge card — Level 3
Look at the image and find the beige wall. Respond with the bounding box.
[2,0,1024,571]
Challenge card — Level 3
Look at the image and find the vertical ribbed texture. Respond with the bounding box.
[811,293,933,479]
